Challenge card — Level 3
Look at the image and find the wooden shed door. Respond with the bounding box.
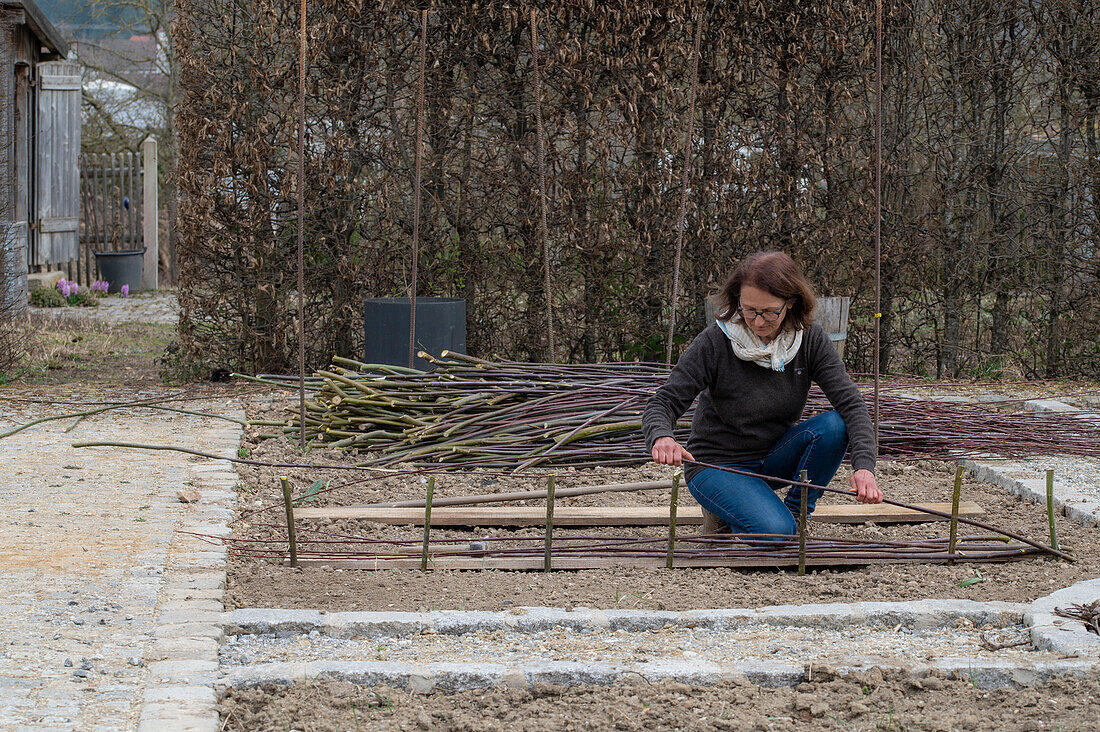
[34,61,82,265]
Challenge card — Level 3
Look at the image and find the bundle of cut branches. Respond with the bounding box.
[1054,601,1100,635]
[241,352,1100,470]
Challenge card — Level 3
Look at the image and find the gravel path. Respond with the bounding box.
[0,395,241,730]
[28,290,179,325]
[223,621,1040,669]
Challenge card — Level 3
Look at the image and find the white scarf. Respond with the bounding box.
[717,318,803,372]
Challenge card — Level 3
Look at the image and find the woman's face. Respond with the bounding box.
[738,284,790,343]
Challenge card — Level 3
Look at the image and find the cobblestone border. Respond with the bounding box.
[137,413,244,732]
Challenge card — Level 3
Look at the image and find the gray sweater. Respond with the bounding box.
[642,323,876,481]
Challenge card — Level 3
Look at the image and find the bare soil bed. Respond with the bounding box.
[225,396,1097,612]
[219,668,1100,731]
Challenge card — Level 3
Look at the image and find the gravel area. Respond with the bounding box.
[1013,456,1100,503]
[221,621,1040,669]
[28,289,178,324]
[0,393,239,730]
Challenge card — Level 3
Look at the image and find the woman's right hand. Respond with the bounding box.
[651,436,695,466]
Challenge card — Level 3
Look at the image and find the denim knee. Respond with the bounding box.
[760,510,798,538]
[816,410,847,444]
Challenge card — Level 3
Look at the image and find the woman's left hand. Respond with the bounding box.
[850,469,882,504]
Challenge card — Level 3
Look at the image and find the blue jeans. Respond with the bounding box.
[687,411,849,538]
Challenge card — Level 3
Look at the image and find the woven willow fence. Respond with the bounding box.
[176,0,1100,379]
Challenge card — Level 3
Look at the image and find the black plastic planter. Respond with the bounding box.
[364,297,466,371]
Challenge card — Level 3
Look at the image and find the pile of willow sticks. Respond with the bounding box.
[240,353,1100,470]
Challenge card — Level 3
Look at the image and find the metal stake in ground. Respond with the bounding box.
[280,476,298,568]
[1046,469,1060,556]
[949,465,963,563]
[798,469,808,576]
[544,474,556,572]
[667,472,680,569]
[421,475,435,572]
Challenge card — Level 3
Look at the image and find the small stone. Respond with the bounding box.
[177,489,202,503]
[125,615,133,621]
[128,657,143,667]
[80,659,93,670]
[308,630,321,640]
[416,711,433,730]
[469,541,486,551]
[68,600,78,606]
[73,670,89,679]
[63,658,73,667]
[72,618,84,626]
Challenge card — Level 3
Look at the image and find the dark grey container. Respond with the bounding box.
[93,248,146,293]
[364,297,466,371]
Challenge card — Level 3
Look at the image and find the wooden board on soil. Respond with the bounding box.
[292,501,984,526]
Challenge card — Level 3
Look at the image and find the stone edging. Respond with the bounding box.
[963,459,1100,529]
[137,411,244,732]
[219,657,1098,692]
[223,599,1027,638]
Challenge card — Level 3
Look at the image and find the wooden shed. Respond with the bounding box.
[0,0,75,314]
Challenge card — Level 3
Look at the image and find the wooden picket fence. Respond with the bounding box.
[77,152,145,286]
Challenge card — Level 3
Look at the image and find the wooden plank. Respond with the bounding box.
[293,502,983,526]
[286,551,1023,572]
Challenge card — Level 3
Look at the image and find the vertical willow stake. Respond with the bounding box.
[544,475,556,572]
[666,472,681,569]
[421,476,435,572]
[280,476,298,567]
[798,469,808,576]
[949,465,963,563]
[529,9,554,360]
[295,0,307,450]
[408,9,427,369]
[1046,469,1060,556]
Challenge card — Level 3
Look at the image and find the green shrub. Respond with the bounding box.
[29,286,65,307]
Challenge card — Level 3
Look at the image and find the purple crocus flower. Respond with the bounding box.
[121,284,129,297]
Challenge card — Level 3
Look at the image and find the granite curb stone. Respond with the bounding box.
[1025,577,1100,657]
[218,657,1098,692]
[223,600,1029,639]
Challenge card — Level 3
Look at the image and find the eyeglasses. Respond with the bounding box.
[737,300,791,323]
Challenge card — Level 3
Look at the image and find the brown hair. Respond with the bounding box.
[712,251,817,331]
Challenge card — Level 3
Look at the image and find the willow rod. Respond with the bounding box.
[665,13,705,366]
[409,9,427,369]
[371,479,672,509]
[296,0,307,450]
[685,459,1074,562]
[529,9,554,360]
[873,0,883,448]
[949,464,963,563]
[667,473,680,569]
[1046,469,1060,555]
[280,476,298,567]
